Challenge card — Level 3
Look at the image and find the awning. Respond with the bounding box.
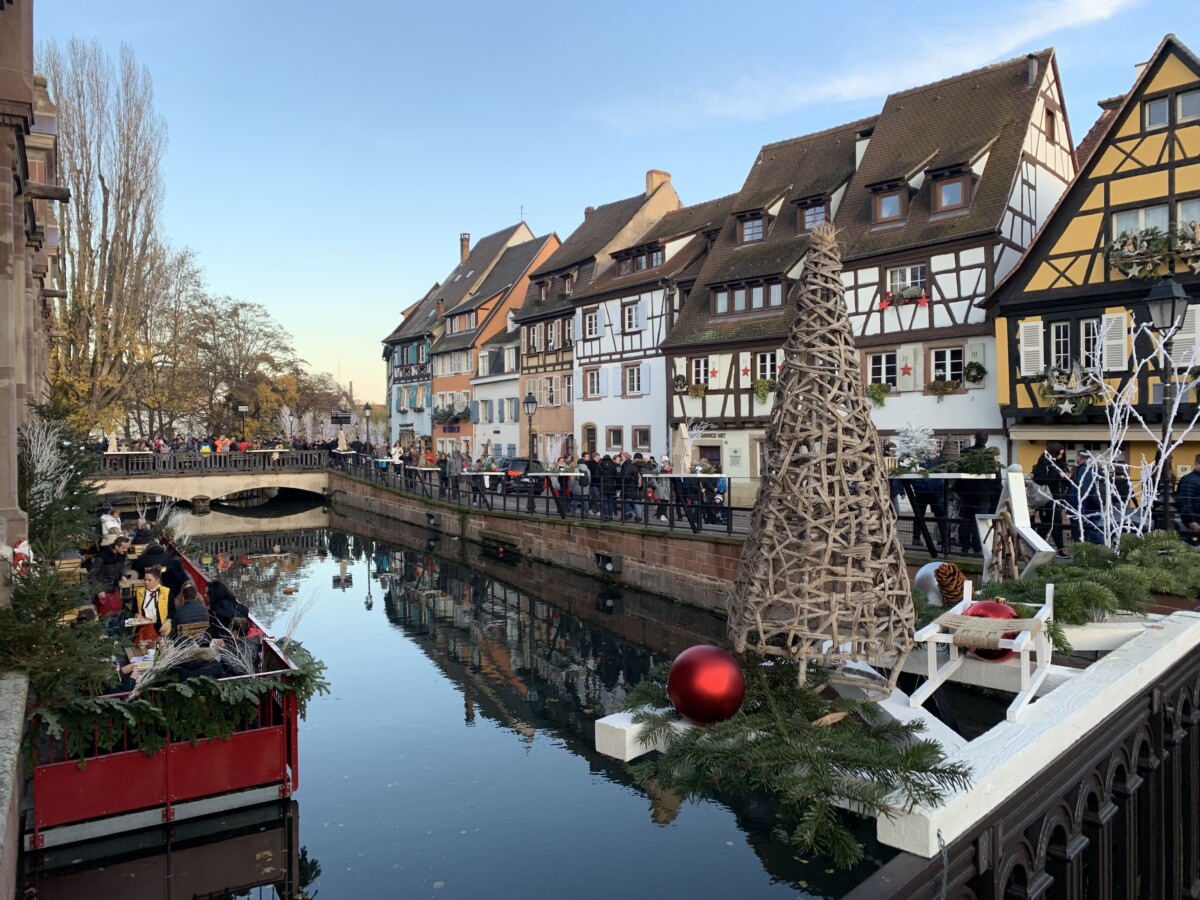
[1008,423,1200,442]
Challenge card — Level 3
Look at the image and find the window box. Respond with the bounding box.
[882,285,928,308]
[687,383,708,398]
[1105,226,1175,279]
[926,379,962,402]
[751,378,776,404]
[867,383,890,407]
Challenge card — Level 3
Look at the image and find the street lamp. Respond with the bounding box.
[363,402,372,463]
[238,405,249,440]
[523,392,538,514]
[1144,275,1196,535]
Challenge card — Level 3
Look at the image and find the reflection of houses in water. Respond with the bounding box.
[24,801,312,899]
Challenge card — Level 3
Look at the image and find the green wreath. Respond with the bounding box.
[963,361,987,384]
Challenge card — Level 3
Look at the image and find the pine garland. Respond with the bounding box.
[620,660,971,868]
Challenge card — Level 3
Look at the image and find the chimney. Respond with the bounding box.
[584,206,595,218]
[645,169,672,196]
[437,299,445,318]
[1026,53,1038,87]
[459,233,470,263]
[1134,61,1148,78]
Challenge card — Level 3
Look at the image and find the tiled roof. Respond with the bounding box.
[512,260,595,324]
[431,223,528,311]
[1075,97,1122,168]
[383,284,440,345]
[642,193,739,244]
[481,327,520,348]
[447,234,554,314]
[430,329,479,354]
[664,118,871,348]
[839,49,1054,260]
[530,193,656,278]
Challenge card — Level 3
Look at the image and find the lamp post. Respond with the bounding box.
[1144,275,1195,535]
[363,402,373,470]
[238,405,249,440]
[523,391,538,514]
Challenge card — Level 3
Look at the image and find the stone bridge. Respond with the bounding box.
[93,450,332,504]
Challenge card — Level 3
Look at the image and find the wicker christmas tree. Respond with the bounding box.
[728,223,914,691]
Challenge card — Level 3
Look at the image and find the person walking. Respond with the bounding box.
[1032,442,1070,556]
[585,452,602,516]
[598,454,619,521]
[1177,452,1200,546]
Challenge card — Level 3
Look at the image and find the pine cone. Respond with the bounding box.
[935,562,965,605]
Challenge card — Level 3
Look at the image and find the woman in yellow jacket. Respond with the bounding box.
[134,565,173,643]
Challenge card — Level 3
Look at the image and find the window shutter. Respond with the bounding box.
[1173,306,1199,365]
[896,345,918,392]
[1019,321,1045,376]
[612,304,622,335]
[965,342,986,390]
[597,306,607,333]
[638,298,648,330]
[640,362,650,394]
[1101,312,1128,372]
[498,398,505,422]
[469,400,479,424]
[408,385,418,408]
[598,368,609,397]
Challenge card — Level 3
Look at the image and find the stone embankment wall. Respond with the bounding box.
[328,473,742,614]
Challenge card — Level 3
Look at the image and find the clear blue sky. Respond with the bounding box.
[35,0,1197,403]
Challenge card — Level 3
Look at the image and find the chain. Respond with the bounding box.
[937,828,949,900]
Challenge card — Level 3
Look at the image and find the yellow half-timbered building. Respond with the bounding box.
[988,34,1200,475]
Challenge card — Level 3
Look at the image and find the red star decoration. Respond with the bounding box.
[777,363,785,372]
[879,299,890,310]
[741,367,750,376]
[901,363,913,376]
[709,367,719,378]
[917,293,929,307]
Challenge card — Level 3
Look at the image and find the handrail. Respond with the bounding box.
[98,449,330,476]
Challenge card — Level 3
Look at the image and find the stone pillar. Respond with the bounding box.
[0,129,27,608]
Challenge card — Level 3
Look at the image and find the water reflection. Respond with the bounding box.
[177,523,891,898]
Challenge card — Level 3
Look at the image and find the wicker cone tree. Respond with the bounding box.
[728,223,914,692]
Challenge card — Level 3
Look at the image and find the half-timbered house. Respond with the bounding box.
[514,171,680,460]
[663,51,1075,499]
[430,226,558,456]
[570,194,736,461]
[988,35,1200,473]
[383,284,439,450]
[470,321,523,459]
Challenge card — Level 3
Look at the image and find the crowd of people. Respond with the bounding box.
[92,433,334,454]
[84,505,263,693]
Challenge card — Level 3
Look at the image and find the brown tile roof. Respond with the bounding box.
[664,118,872,348]
[446,234,554,315]
[512,259,596,324]
[1075,97,1123,168]
[383,283,440,345]
[530,192,657,278]
[642,193,739,244]
[431,223,528,311]
[839,49,1054,261]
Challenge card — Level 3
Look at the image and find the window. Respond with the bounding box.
[546,377,558,406]
[583,309,599,339]
[618,258,632,276]
[606,427,623,451]
[650,248,663,267]
[1180,198,1200,226]
[583,426,597,455]
[934,176,968,212]
[634,254,647,272]
[869,351,897,388]
[1112,204,1169,236]
[692,357,710,385]
[741,217,763,242]
[1182,89,1200,123]
[585,369,601,398]
[756,351,777,381]
[546,321,557,352]
[538,282,547,301]
[1145,96,1169,129]
[931,347,964,383]
[509,398,520,421]
[1081,318,1101,370]
[633,428,651,451]
[750,285,764,309]
[1044,109,1056,144]
[504,347,517,371]
[715,290,728,314]
[564,374,574,405]
[1051,321,1072,370]
[527,325,541,354]
[564,317,574,344]
[624,365,642,396]
[563,275,573,296]
[418,344,427,363]
[623,303,639,332]
[874,191,903,223]
[769,282,783,307]
[802,203,827,232]
[888,264,927,295]
[733,287,746,312]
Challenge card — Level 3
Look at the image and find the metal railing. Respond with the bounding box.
[98,449,330,476]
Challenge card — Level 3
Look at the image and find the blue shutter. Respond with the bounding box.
[597,368,609,398]
[640,362,650,394]
[469,400,479,424]
[498,399,505,422]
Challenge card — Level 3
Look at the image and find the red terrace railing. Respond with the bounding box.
[27,553,303,848]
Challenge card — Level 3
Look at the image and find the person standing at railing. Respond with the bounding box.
[599,455,619,521]
[1176,453,1200,547]
[585,452,601,516]
[448,451,463,501]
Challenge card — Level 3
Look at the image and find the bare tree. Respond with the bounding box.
[42,40,168,431]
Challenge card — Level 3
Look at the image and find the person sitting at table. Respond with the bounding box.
[134,566,172,643]
[169,581,211,640]
[129,518,155,547]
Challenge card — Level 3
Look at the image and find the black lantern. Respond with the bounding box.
[1145,275,1191,333]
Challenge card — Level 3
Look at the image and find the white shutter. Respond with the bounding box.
[638,298,648,331]
[1173,306,1199,367]
[897,345,918,392]
[612,303,622,335]
[640,362,650,395]
[1019,320,1045,376]
[965,341,986,389]
[598,368,609,397]
[596,307,606,333]
[1101,312,1128,372]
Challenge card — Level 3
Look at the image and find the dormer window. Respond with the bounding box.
[741,217,764,242]
[874,191,904,224]
[650,248,663,267]
[538,282,547,301]
[1145,96,1169,130]
[618,258,632,276]
[799,202,828,233]
[634,254,647,272]
[563,275,573,296]
[933,176,969,213]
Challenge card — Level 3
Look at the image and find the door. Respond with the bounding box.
[699,446,722,468]
[584,426,597,455]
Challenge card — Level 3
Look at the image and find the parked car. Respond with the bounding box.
[495,458,547,494]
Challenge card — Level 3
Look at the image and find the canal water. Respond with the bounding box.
[50,510,895,898]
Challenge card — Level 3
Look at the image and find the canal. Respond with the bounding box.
[37,503,895,899]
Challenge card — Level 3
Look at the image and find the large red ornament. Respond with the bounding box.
[667,645,746,724]
[964,600,1018,662]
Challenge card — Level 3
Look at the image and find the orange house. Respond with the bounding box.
[430,224,559,456]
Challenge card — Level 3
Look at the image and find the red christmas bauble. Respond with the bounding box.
[667,645,745,725]
[965,600,1018,662]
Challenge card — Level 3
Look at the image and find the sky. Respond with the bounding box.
[34,0,1199,403]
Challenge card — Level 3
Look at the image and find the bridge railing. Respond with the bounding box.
[99,450,330,476]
